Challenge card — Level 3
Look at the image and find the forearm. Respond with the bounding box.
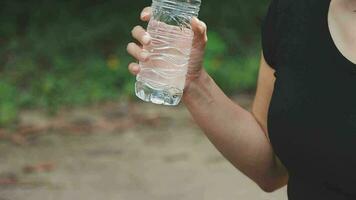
[183,70,287,191]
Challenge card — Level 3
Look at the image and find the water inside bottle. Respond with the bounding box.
[136,19,194,106]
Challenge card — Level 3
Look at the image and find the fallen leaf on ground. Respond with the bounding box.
[10,134,28,145]
[0,173,18,185]
[23,162,55,174]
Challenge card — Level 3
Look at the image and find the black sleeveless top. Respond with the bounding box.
[262,0,356,199]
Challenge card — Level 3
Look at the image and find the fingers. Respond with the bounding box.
[126,42,149,62]
[140,7,152,21]
[131,25,151,45]
[128,63,140,75]
[127,6,151,76]
[191,17,208,43]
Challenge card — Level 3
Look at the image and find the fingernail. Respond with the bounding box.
[141,12,148,19]
[132,65,140,73]
[141,52,149,60]
[142,34,151,44]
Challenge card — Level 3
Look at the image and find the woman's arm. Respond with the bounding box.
[127,6,287,192]
[183,55,288,192]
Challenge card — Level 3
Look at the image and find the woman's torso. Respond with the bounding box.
[262,0,356,199]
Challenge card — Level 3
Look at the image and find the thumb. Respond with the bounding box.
[191,17,208,44]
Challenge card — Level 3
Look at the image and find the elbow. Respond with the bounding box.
[255,171,288,193]
[259,183,279,193]
[257,179,286,193]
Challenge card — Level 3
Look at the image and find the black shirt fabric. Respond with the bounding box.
[262,0,356,199]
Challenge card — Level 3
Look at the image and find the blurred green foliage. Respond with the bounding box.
[0,0,269,126]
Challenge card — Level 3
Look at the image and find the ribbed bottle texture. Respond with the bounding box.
[135,0,201,106]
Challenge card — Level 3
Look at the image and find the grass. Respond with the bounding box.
[0,0,267,127]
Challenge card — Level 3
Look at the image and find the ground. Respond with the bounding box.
[0,95,287,200]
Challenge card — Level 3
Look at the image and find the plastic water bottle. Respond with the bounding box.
[135,0,202,106]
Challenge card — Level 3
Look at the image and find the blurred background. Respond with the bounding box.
[0,0,286,199]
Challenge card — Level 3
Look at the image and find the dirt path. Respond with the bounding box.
[0,95,287,200]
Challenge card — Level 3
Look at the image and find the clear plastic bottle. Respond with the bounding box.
[135,0,201,106]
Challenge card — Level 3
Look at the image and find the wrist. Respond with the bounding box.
[182,69,213,105]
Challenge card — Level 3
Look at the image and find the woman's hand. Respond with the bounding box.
[126,7,208,87]
[126,7,288,192]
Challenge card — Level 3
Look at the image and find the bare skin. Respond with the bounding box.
[126,1,356,192]
[329,0,356,64]
[127,7,287,192]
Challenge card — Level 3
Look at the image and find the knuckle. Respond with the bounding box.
[143,6,151,12]
[126,43,131,52]
[131,26,140,35]
[126,42,135,51]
